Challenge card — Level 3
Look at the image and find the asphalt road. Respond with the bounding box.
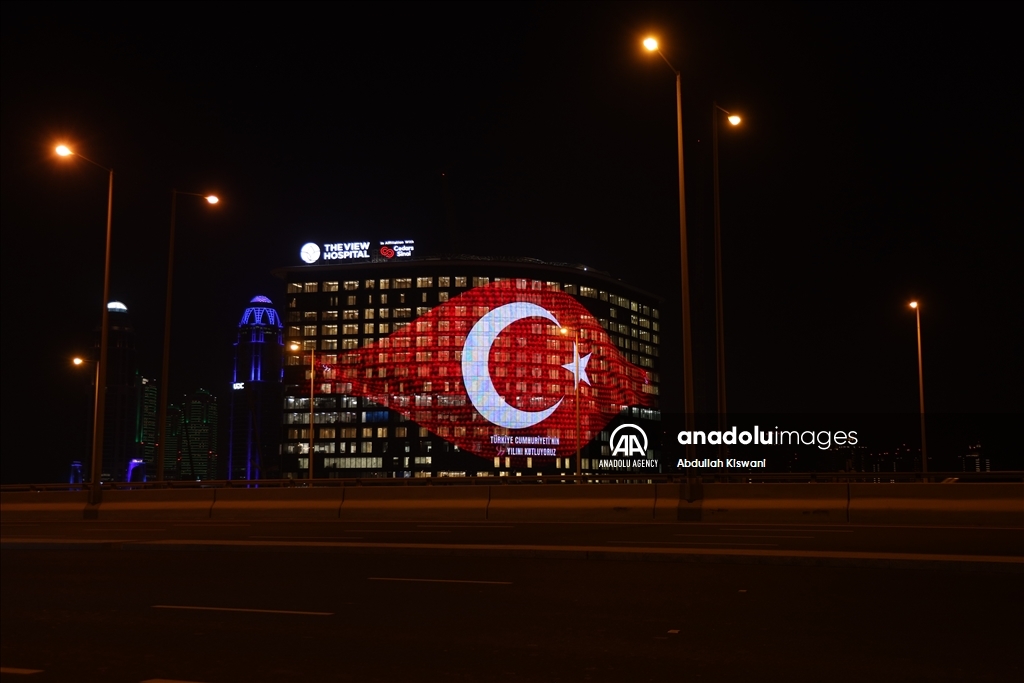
[1,548,1021,682]
[1,518,1022,565]
[1,519,1022,682]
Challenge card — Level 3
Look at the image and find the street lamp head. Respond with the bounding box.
[560,327,569,335]
[909,301,918,309]
[55,145,72,157]
[73,357,84,365]
[727,115,741,126]
[290,342,300,351]
[205,195,219,204]
[643,37,658,52]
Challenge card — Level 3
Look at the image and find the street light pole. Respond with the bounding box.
[574,326,581,480]
[57,146,113,504]
[308,346,316,481]
[910,302,927,473]
[290,342,317,480]
[712,103,741,460]
[644,38,695,460]
[156,190,219,481]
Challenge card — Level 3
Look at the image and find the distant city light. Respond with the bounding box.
[107,301,128,313]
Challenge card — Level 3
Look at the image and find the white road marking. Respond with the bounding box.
[0,667,44,674]
[676,533,814,539]
[249,536,363,540]
[608,540,779,547]
[415,528,516,532]
[343,530,451,533]
[369,577,512,585]
[153,605,331,616]
[725,528,853,533]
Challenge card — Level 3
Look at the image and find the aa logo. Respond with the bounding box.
[610,423,648,457]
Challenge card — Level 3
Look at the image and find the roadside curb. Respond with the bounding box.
[3,538,1021,573]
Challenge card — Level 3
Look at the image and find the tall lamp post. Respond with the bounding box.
[156,190,219,481]
[56,145,113,504]
[712,103,742,460]
[560,325,583,480]
[290,342,316,481]
[909,301,928,473]
[643,37,696,460]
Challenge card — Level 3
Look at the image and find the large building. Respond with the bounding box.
[274,241,661,479]
[227,296,285,480]
[177,389,218,480]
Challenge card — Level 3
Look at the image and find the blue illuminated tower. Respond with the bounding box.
[227,296,284,479]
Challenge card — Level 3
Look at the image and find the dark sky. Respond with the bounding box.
[2,1,1020,482]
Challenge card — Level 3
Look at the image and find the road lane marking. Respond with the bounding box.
[725,528,853,533]
[250,536,363,540]
[172,523,251,527]
[141,679,214,682]
[676,534,814,539]
[153,605,331,616]
[608,540,778,547]
[344,530,451,533]
[415,528,516,532]
[83,528,165,532]
[369,577,512,585]
[0,667,44,674]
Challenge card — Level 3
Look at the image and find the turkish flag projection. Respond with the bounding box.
[317,280,656,461]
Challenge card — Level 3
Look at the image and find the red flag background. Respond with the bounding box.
[312,280,655,461]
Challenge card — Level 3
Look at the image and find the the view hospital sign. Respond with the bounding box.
[300,239,415,264]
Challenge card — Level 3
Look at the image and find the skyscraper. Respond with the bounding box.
[98,301,139,481]
[179,389,218,480]
[227,296,284,479]
[137,377,158,480]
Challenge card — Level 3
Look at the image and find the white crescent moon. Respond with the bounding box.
[462,302,563,429]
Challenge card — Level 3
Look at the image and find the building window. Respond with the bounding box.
[286,311,301,322]
[394,278,412,289]
[322,324,338,336]
[416,306,431,316]
[342,339,359,350]
[438,276,450,288]
[303,282,318,293]
[363,308,375,320]
[288,325,301,337]
[303,325,317,336]
[379,279,390,289]
[346,295,357,306]
[287,283,303,294]
[394,308,412,319]
[416,277,433,288]
[343,281,359,291]
[378,323,390,334]
[360,442,374,454]
[303,311,318,320]
[341,310,358,320]
[321,339,338,350]
[323,310,338,320]
[323,281,339,292]
[472,276,489,287]
[455,277,467,287]
[341,324,358,335]
[379,294,388,305]
[364,323,375,334]
[580,286,597,298]
[438,292,449,303]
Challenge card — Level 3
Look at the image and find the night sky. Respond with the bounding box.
[2,2,1020,482]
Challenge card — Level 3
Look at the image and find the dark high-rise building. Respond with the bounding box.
[165,404,182,480]
[137,377,158,480]
[227,296,284,480]
[97,301,139,482]
[179,390,218,480]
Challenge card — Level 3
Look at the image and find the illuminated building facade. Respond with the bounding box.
[227,296,285,479]
[137,377,158,479]
[274,249,661,479]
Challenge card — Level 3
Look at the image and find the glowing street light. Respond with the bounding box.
[56,144,114,503]
[156,190,221,480]
[641,37,697,461]
[909,301,927,473]
[289,342,316,480]
[712,102,743,460]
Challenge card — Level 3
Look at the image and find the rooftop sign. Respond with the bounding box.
[299,239,415,264]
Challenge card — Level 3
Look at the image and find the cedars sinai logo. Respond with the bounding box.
[597,424,658,469]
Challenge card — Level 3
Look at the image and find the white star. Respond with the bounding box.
[562,342,592,389]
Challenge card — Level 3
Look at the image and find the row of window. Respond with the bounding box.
[287,278,658,317]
